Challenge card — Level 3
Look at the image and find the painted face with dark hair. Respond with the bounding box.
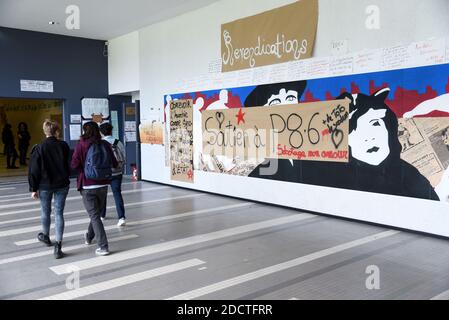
[265,89,299,106]
[349,108,390,165]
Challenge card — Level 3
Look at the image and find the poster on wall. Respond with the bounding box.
[221,0,318,72]
[81,98,109,125]
[202,99,349,163]
[140,120,164,145]
[165,62,449,202]
[70,114,82,123]
[170,99,194,183]
[69,124,81,141]
[20,80,54,93]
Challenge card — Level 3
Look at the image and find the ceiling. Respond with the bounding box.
[0,0,220,40]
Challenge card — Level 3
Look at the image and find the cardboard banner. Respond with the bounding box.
[221,0,318,72]
[170,99,194,182]
[202,99,350,163]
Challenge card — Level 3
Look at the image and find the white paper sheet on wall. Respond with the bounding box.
[446,37,449,63]
[251,67,269,85]
[69,124,81,141]
[287,60,306,81]
[237,69,253,87]
[329,54,354,76]
[330,39,349,56]
[380,45,412,71]
[125,121,136,132]
[208,59,222,73]
[353,49,383,74]
[20,80,54,93]
[70,114,81,123]
[81,98,109,118]
[305,57,331,79]
[268,63,289,84]
[409,38,446,67]
[222,70,238,88]
[125,131,136,142]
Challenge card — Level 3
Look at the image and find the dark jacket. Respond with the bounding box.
[71,138,118,191]
[2,127,14,147]
[28,137,71,192]
[18,130,31,148]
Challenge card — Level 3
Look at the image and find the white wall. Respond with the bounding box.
[110,0,449,237]
[108,31,140,95]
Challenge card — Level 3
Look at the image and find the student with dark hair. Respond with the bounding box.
[2,123,18,169]
[18,122,31,165]
[99,122,126,226]
[71,121,118,256]
[29,120,70,259]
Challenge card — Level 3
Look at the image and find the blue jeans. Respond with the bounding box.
[39,186,70,242]
[101,175,125,220]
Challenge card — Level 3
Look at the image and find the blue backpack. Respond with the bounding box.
[84,142,112,180]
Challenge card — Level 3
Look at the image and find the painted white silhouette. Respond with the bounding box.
[403,93,449,118]
[193,89,235,173]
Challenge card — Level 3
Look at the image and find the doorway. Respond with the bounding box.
[0,98,64,178]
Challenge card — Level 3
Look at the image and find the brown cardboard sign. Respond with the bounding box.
[202,99,350,163]
[170,99,194,182]
[221,0,318,72]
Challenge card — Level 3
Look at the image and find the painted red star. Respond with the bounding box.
[187,169,193,180]
[236,108,246,125]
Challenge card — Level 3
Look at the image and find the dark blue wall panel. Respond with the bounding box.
[0,27,114,148]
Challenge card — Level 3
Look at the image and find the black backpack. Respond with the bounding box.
[84,142,112,180]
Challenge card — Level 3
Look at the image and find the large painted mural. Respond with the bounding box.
[164,63,449,202]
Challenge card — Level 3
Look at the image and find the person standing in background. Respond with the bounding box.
[2,123,18,169]
[18,122,31,165]
[29,120,70,259]
[99,123,127,227]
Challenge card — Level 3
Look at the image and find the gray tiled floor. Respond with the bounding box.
[0,177,448,300]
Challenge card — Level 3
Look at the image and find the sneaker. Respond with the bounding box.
[95,248,110,256]
[117,218,126,227]
[37,233,52,246]
[84,233,93,245]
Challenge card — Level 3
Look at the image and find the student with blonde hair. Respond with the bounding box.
[28,120,71,259]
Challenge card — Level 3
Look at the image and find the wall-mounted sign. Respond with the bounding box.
[202,99,350,163]
[126,106,136,116]
[221,0,318,72]
[20,80,54,93]
[170,99,194,183]
[81,98,109,124]
[70,114,82,123]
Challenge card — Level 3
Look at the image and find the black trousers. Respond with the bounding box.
[5,145,18,167]
[19,146,28,165]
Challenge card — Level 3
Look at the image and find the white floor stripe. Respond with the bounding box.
[0,235,139,266]
[0,181,142,200]
[0,187,15,191]
[430,290,449,300]
[0,196,35,203]
[0,186,170,210]
[14,200,246,246]
[167,230,400,300]
[0,187,183,218]
[1,193,206,227]
[40,259,205,300]
[0,217,91,237]
[49,213,316,275]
